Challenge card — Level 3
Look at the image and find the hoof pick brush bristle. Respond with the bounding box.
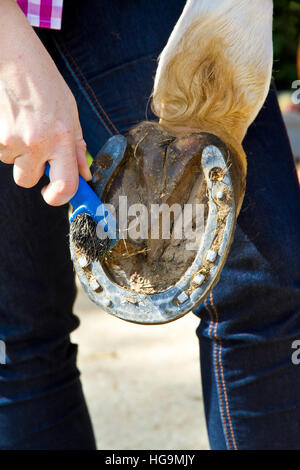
[44,162,118,262]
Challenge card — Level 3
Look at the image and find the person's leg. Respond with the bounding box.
[0,168,96,449]
[42,1,300,450]
[0,0,187,449]
[195,84,300,450]
[15,0,299,451]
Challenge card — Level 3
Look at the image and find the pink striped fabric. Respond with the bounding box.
[16,0,63,30]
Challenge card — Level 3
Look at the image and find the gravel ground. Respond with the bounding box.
[72,283,210,450]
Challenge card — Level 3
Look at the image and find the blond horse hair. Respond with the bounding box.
[152,4,273,175]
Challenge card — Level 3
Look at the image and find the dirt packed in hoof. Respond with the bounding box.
[92,122,214,294]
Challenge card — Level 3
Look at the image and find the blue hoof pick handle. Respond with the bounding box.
[44,162,118,248]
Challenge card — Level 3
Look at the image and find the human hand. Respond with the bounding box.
[0,0,91,206]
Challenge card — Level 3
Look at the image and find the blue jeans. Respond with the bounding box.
[0,0,299,450]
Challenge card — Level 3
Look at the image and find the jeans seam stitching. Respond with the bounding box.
[54,37,119,136]
[59,38,119,133]
[204,297,232,450]
[89,53,159,83]
[209,291,238,450]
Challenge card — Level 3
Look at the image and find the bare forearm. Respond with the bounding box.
[0,0,64,112]
[153,0,273,145]
[0,0,39,57]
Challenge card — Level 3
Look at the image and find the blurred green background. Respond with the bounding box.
[274,0,300,89]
